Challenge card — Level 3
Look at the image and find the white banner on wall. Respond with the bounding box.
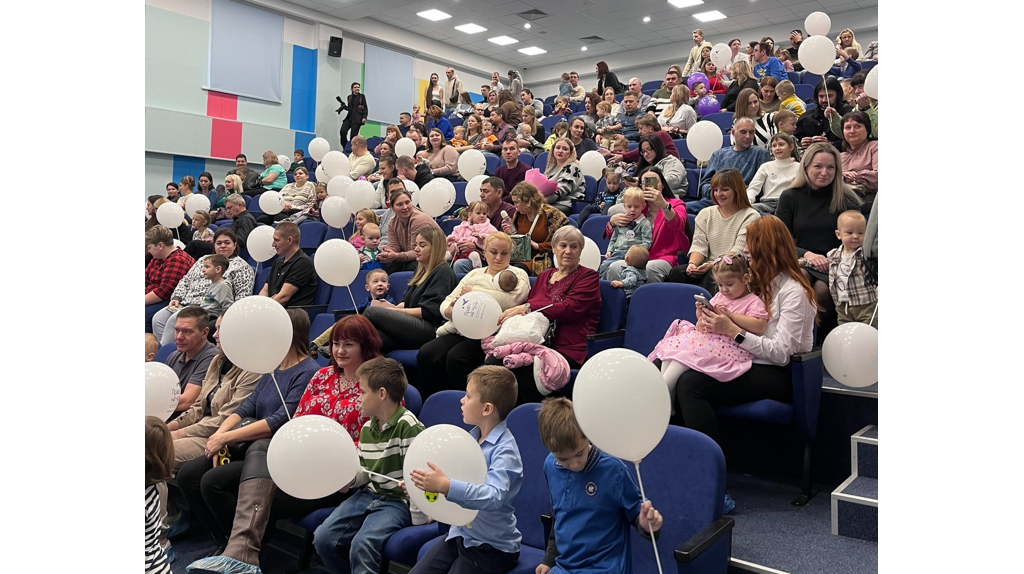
[363,44,414,125]
[206,0,284,103]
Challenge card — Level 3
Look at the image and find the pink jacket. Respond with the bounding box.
[481,336,571,394]
[447,221,497,253]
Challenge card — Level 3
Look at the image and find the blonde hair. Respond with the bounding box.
[538,397,586,453]
[663,84,691,118]
[410,227,447,287]
[484,231,512,250]
[731,60,753,84]
[225,174,243,194]
[596,101,612,113]
[356,208,379,228]
[775,80,796,100]
[545,137,579,177]
[622,188,645,204]
[191,210,211,228]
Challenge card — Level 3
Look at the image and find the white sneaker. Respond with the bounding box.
[468,252,482,268]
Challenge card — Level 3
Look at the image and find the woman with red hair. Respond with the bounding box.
[187,315,382,573]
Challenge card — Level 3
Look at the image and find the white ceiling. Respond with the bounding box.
[284,0,877,68]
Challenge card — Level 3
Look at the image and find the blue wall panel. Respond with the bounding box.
[290,45,318,132]
[172,155,207,184]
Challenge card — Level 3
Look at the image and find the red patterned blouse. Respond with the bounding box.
[294,367,367,444]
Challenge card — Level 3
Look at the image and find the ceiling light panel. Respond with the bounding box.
[417,9,451,21]
[488,35,519,45]
[454,23,487,34]
[518,46,547,55]
[693,10,726,21]
[668,0,704,7]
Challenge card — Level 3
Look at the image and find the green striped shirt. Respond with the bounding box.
[359,405,424,499]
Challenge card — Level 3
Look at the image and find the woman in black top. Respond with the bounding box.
[362,226,456,352]
[595,61,624,94]
[339,82,368,149]
[721,61,760,112]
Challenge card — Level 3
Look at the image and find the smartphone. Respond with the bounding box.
[643,174,659,189]
[694,294,713,310]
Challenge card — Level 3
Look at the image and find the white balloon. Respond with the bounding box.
[804,11,832,37]
[403,180,421,206]
[145,362,181,420]
[314,239,361,287]
[395,137,416,158]
[327,175,354,198]
[580,237,601,271]
[451,292,502,340]
[686,121,724,163]
[278,154,292,171]
[457,150,487,178]
[710,42,732,71]
[308,137,331,162]
[578,150,607,180]
[173,239,186,250]
[184,193,211,217]
[798,35,838,75]
[321,196,352,229]
[574,348,670,462]
[403,425,487,526]
[823,322,878,388]
[268,415,361,499]
[346,180,377,213]
[316,164,329,183]
[246,226,277,263]
[219,296,293,373]
[863,66,879,100]
[464,174,489,202]
[418,178,456,217]
[322,151,351,179]
[259,191,285,216]
[156,202,184,228]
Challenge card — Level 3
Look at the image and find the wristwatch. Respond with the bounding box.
[733,330,746,344]
[523,303,531,313]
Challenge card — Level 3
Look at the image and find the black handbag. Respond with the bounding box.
[226,417,259,459]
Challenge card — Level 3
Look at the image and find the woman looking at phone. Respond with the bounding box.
[602,166,689,284]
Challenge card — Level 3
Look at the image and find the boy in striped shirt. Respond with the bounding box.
[313,357,426,573]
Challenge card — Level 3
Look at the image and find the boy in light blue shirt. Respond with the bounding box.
[408,366,524,574]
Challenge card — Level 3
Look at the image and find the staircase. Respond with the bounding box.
[830,425,877,541]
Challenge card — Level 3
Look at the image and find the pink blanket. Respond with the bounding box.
[481,336,570,395]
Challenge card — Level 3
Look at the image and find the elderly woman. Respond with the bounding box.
[416,232,532,395]
[425,105,455,141]
[633,134,687,198]
[186,315,382,573]
[494,226,601,404]
[837,111,878,200]
[364,227,457,352]
[257,166,315,225]
[378,187,442,274]
[421,127,460,178]
[672,214,817,511]
[151,228,257,345]
[176,309,320,554]
[667,168,759,293]
[775,143,862,338]
[603,166,690,284]
[501,182,570,276]
[544,137,587,215]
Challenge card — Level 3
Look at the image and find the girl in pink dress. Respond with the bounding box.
[445,201,497,268]
[650,256,769,395]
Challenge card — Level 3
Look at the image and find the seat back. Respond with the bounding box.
[623,283,710,356]
[417,390,469,429]
[539,116,564,132]
[794,84,815,103]
[452,181,469,206]
[581,175,598,203]
[299,221,327,254]
[518,152,535,167]
[449,116,464,128]
[685,169,701,201]
[702,112,734,133]
[254,266,273,295]
[534,152,549,170]
[597,280,627,333]
[403,384,423,417]
[628,426,727,573]
[484,154,501,175]
[440,218,460,235]
[641,80,662,92]
[325,269,371,312]
[388,271,415,302]
[155,344,177,364]
[581,215,610,253]
[505,404,552,549]
[801,73,823,88]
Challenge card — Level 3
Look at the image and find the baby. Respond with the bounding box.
[558,72,572,98]
[611,245,649,298]
[828,210,877,327]
[450,125,468,147]
[145,333,159,362]
[495,269,518,293]
[477,121,498,148]
[359,223,384,270]
[516,123,542,154]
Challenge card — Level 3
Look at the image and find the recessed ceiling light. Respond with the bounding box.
[454,23,487,34]
[581,46,588,51]
[643,16,651,22]
[668,0,704,7]
[693,10,726,22]
[524,23,532,29]
[518,46,547,56]
[416,9,451,21]
[488,36,518,46]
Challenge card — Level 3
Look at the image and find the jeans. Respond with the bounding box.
[603,259,672,283]
[598,251,625,279]
[452,257,475,275]
[685,198,713,215]
[151,306,179,346]
[312,488,411,574]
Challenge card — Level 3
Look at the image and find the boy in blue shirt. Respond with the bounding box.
[408,366,523,573]
[536,397,663,574]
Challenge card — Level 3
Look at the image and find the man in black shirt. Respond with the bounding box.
[259,222,317,307]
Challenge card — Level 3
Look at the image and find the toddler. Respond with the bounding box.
[450,125,468,148]
[595,101,623,148]
[200,254,234,317]
[542,121,569,151]
[191,210,214,242]
[558,72,572,99]
[577,170,623,229]
[446,201,497,269]
[551,96,571,116]
[611,244,649,298]
[412,104,423,124]
[359,223,384,270]
[516,123,542,155]
[307,182,328,222]
[145,333,159,362]
[598,188,653,279]
[311,270,394,357]
[350,208,379,249]
[775,49,795,72]
[649,256,769,397]
[145,416,174,574]
[774,109,798,136]
[607,138,631,173]
[776,81,806,117]
[688,81,709,115]
[478,121,498,148]
[828,210,877,327]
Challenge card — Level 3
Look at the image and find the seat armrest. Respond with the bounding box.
[790,347,823,444]
[791,349,822,362]
[674,517,735,563]
[587,329,626,341]
[291,304,328,313]
[332,307,366,317]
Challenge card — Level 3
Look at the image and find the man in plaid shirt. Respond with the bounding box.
[827,211,877,327]
[146,225,195,305]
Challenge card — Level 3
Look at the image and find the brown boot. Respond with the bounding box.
[220,478,276,566]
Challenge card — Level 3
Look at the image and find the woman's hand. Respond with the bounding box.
[169,299,180,308]
[458,240,475,255]
[843,171,858,182]
[530,241,540,251]
[498,305,528,325]
[644,187,667,211]
[501,220,512,234]
[609,213,631,227]
[371,298,396,309]
[686,262,707,277]
[700,306,739,337]
[856,93,872,109]
[205,431,231,459]
[376,249,396,263]
[460,285,474,296]
[283,201,292,210]
[803,251,829,272]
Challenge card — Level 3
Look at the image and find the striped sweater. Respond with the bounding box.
[145,485,172,574]
[355,405,424,499]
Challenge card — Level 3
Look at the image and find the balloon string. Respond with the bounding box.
[869,301,877,328]
[270,371,292,422]
[634,461,664,574]
[697,165,704,201]
[364,470,401,484]
[347,285,360,315]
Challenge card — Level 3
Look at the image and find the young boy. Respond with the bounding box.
[536,397,663,574]
[773,109,798,136]
[577,169,623,229]
[688,81,708,117]
[310,270,394,357]
[312,357,426,574]
[827,210,878,327]
[611,245,649,298]
[288,149,306,174]
[595,101,623,148]
[200,254,234,317]
[408,366,523,574]
[598,188,653,279]
[558,72,572,99]
[145,333,159,362]
[451,125,468,148]
[775,81,806,117]
[359,223,384,271]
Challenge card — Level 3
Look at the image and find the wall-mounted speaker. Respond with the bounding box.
[328,36,343,57]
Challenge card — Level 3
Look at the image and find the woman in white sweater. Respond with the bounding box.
[667,168,759,293]
[746,134,801,214]
[658,85,698,136]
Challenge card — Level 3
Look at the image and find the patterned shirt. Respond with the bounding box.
[358,406,424,499]
[827,246,876,306]
[145,248,195,301]
[294,367,367,444]
[170,255,256,305]
[145,485,172,574]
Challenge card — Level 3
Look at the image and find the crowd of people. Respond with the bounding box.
[145,23,878,574]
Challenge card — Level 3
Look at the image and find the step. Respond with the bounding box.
[851,425,878,478]
[831,475,878,542]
